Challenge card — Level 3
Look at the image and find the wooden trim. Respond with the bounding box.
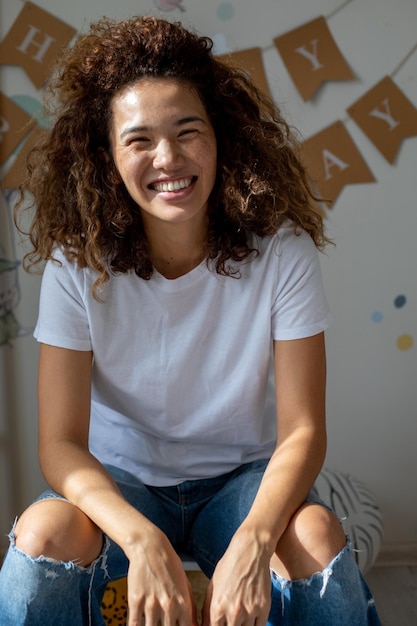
[373,543,417,568]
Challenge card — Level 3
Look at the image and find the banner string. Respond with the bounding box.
[391,41,417,78]
[238,5,417,86]
[8,1,417,88]
[11,0,417,76]
[326,0,355,20]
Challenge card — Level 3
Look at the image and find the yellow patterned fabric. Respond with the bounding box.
[100,571,208,623]
[101,577,128,624]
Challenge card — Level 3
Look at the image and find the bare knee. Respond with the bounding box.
[15,499,103,567]
[271,503,346,580]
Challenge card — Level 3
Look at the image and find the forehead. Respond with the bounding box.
[110,78,208,123]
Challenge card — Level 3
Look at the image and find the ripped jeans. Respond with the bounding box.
[0,460,381,625]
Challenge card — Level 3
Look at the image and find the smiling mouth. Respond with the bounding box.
[150,176,195,193]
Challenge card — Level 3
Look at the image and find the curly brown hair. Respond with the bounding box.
[16,15,328,294]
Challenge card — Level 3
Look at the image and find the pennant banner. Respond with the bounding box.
[274,16,355,102]
[0,2,415,208]
[0,92,34,166]
[1,124,47,190]
[0,1,76,89]
[347,76,417,164]
[218,47,271,98]
[300,120,375,206]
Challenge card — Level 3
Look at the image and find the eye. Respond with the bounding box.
[178,128,198,138]
[126,136,152,150]
[131,136,151,144]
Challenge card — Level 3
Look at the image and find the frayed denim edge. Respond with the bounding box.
[7,516,111,626]
[270,541,350,617]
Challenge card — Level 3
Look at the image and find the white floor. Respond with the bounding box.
[365,566,417,626]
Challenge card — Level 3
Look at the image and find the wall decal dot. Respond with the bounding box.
[396,334,414,351]
[217,3,234,20]
[394,294,406,308]
[371,311,383,323]
[371,294,414,350]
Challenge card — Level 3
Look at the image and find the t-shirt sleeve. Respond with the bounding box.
[271,228,331,341]
[33,251,92,351]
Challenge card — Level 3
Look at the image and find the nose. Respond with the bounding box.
[153,139,183,170]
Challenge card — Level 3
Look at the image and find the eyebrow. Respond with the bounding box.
[119,116,207,140]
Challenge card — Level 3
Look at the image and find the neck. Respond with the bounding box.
[152,250,206,279]
[146,221,207,280]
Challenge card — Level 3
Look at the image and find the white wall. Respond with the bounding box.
[1,0,416,554]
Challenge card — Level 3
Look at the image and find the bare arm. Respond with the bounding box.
[38,343,196,626]
[241,332,327,543]
[203,332,327,625]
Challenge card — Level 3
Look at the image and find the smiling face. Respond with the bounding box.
[109,78,217,238]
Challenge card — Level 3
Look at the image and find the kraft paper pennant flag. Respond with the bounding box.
[300,121,375,206]
[0,92,34,166]
[217,47,271,98]
[1,124,47,190]
[274,16,355,101]
[347,76,417,164]
[0,1,76,89]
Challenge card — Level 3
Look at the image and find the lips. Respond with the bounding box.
[149,176,195,192]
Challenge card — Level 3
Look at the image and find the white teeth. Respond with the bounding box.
[153,177,192,192]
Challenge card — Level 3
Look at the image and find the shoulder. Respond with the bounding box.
[45,247,99,281]
[41,247,101,305]
[256,222,327,307]
[263,221,316,250]
[255,221,319,271]
[265,223,330,339]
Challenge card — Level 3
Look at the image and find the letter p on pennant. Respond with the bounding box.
[0,2,76,89]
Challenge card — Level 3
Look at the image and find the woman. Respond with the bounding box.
[0,16,380,626]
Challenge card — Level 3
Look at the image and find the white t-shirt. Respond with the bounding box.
[34,224,331,486]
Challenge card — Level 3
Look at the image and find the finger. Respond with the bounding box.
[127,598,145,626]
[201,580,213,626]
[126,609,144,626]
[185,578,199,626]
[143,604,163,626]
[191,601,198,626]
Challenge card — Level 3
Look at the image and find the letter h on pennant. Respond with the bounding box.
[0,1,76,89]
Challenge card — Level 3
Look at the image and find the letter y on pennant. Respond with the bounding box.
[347,76,417,164]
[274,16,355,101]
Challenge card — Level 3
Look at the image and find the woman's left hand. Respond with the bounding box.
[201,528,272,626]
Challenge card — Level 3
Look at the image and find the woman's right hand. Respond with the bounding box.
[125,529,197,626]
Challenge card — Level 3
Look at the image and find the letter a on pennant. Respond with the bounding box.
[347,76,417,163]
[300,121,375,206]
[274,17,355,101]
[0,2,76,89]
